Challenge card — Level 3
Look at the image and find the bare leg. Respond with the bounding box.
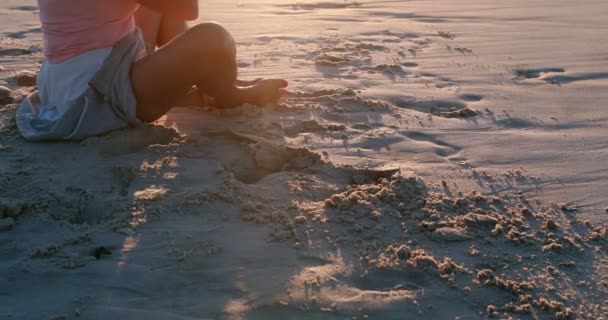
[155,17,261,106]
[131,22,288,122]
[135,8,204,108]
[136,8,260,89]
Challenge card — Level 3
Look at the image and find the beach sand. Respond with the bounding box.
[1,0,607,319]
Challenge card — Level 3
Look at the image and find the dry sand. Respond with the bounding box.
[1,0,608,319]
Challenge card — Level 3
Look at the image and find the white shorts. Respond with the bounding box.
[16,28,145,141]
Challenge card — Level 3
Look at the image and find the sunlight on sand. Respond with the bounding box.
[117,235,140,268]
[223,298,250,320]
[287,254,415,311]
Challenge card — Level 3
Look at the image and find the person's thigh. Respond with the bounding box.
[131,23,234,122]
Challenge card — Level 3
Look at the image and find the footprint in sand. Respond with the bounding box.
[359,30,420,40]
[83,125,181,156]
[514,67,608,85]
[404,131,462,159]
[186,131,322,184]
[6,27,42,40]
[513,67,565,79]
[10,6,38,11]
[458,94,483,102]
[517,67,565,79]
[542,72,608,85]
[435,80,461,91]
[415,17,449,23]
[283,119,346,137]
[368,11,417,20]
[0,48,33,56]
[394,98,479,119]
[361,64,408,81]
[277,1,363,11]
[437,31,456,40]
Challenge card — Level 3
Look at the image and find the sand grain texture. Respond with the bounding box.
[1,0,607,319]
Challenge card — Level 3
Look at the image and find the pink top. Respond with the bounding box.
[38,0,139,63]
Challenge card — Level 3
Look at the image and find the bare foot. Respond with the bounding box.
[235,78,262,86]
[212,78,288,108]
[191,79,264,108]
[240,79,288,105]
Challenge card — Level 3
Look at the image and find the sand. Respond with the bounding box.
[1,0,608,319]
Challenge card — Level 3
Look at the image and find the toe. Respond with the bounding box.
[276,79,289,88]
[236,78,263,86]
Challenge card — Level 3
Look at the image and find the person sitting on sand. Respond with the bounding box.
[16,0,288,140]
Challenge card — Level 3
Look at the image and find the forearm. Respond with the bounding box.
[137,0,199,20]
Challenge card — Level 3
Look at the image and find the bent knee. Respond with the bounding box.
[189,22,235,56]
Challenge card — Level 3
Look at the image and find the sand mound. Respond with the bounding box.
[279,171,607,318]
